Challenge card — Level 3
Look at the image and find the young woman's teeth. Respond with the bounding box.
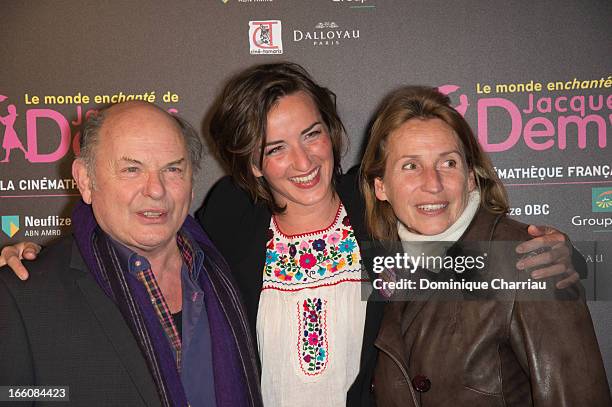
[143,211,163,218]
[291,168,319,184]
[417,203,447,211]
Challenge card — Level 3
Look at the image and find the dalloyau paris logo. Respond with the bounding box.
[249,20,283,54]
[293,22,360,46]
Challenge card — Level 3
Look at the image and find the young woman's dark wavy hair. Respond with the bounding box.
[209,62,346,213]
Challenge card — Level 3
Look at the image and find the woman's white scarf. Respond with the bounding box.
[397,190,481,270]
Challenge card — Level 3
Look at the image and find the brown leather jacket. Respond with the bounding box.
[373,209,611,407]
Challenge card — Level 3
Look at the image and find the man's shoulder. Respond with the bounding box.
[26,235,78,273]
[0,235,84,290]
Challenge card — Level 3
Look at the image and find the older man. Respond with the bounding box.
[0,102,262,407]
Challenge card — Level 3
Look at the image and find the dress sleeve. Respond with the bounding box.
[508,285,611,406]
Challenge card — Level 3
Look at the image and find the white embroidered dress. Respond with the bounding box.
[257,203,368,407]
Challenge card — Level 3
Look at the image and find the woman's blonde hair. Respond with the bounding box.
[360,86,509,241]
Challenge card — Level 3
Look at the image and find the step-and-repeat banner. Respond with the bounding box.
[1,1,610,386]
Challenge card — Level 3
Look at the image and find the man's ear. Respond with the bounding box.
[72,159,93,204]
[374,177,388,201]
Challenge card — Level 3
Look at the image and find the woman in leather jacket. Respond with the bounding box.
[360,85,611,406]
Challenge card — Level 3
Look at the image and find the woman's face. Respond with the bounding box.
[252,91,335,213]
[374,118,475,235]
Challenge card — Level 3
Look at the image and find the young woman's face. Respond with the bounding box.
[252,91,335,212]
[374,118,475,235]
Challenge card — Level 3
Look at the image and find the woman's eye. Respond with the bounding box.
[122,167,139,173]
[444,159,457,168]
[165,167,182,173]
[305,130,321,139]
[402,162,417,170]
[265,146,283,156]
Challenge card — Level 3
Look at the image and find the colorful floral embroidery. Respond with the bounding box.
[298,297,328,375]
[265,250,279,265]
[263,204,363,285]
[299,253,317,269]
[312,239,326,251]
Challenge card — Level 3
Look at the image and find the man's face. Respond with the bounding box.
[74,103,193,256]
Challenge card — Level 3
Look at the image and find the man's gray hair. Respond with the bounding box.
[79,103,203,180]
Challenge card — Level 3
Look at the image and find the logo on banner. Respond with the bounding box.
[592,188,612,212]
[0,94,88,164]
[472,80,610,153]
[1,215,20,238]
[249,21,283,54]
[0,95,28,163]
[437,85,470,116]
[293,22,360,46]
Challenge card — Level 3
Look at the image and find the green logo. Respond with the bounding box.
[1,215,20,238]
[592,187,612,212]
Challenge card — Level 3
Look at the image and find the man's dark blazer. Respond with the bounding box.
[0,236,161,407]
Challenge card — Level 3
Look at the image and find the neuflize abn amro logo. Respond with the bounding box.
[592,187,612,212]
[1,215,20,238]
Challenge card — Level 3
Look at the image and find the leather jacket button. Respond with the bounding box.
[412,375,431,393]
[370,377,375,393]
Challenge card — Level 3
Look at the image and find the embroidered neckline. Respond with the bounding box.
[264,204,362,286]
[272,201,343,239]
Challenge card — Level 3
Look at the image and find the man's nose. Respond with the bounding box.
[143,171,166,199]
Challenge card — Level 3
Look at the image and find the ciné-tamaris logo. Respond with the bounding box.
[249,21,283,54]
[1,215,20,238]
[592,187,612,212]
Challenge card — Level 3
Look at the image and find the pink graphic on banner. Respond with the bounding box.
[438,84,469,116]
[0,97,104,164]
[477,98,522,152]
[26,109,71,163]
[0,99,27,163]
[476,95,608,152]
[437,86,609,152]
